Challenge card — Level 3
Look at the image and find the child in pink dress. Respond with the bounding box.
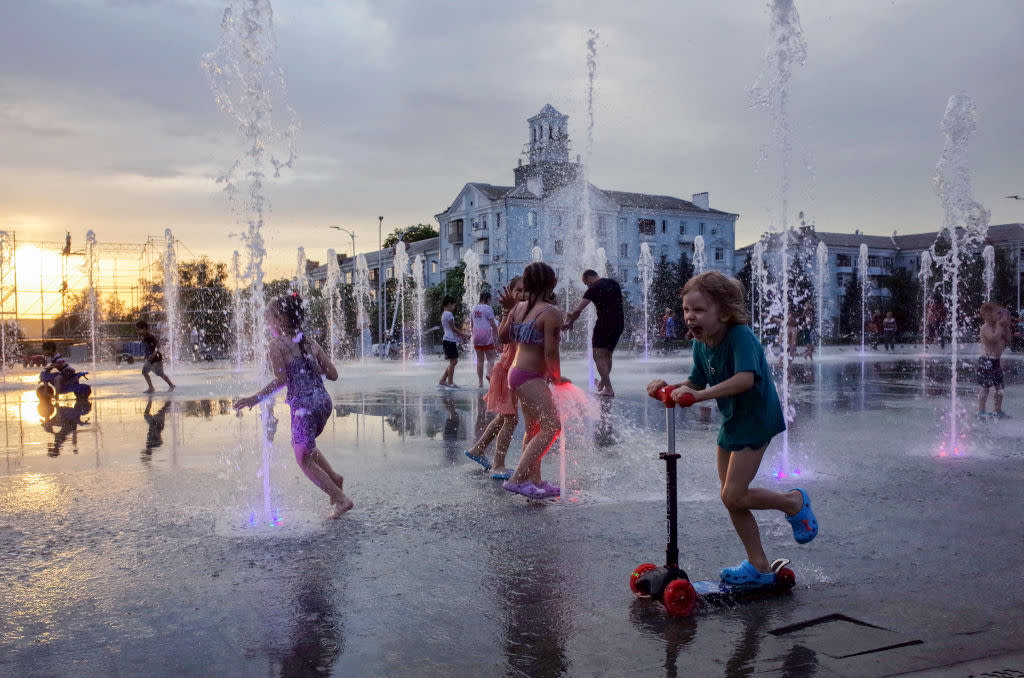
[465,277,525,479]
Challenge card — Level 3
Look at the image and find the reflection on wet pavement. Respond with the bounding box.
[1,355,1022,677]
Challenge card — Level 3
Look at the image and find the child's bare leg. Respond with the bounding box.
[994,388,1003,413]
[294,444,352,517]
[476,350,485,386]
[978,387,989,412]
[492,413,518,471]
[717,445,802,572]
[312,449,345,494]
[511,380,560,485]
[468,413,504,459]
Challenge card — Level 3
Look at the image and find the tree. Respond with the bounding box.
[178,258,232,349]
[837,275,863,340]
[885,267,920,335]
[382,224,439,249]
[650,255,678,321]
[426,263,466,336]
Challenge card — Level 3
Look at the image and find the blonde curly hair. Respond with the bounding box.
[680,271,749,325]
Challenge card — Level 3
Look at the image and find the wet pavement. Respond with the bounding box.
[1,349,1022,677]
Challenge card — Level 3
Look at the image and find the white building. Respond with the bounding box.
[434,104,738,300]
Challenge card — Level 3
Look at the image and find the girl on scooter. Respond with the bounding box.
[646,271,818,590]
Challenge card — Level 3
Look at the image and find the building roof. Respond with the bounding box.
[528,104,566,121]
[984,222,1024,243]
[815,231,899,249]
[468,183,514,200]
[738,224,1024,255]
[601,190,735,215]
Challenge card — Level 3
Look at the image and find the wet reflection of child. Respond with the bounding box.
[234,294,353,519]
[647,271,818,590]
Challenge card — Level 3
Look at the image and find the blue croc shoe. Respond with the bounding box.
[786,488,818,544]
[464,450,491,470]
[719,560,776,589]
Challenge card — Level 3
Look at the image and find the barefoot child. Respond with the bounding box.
[471,290,500,388]
[136,321,175,393]
[646,271,817,589]
[465,277,525,479]
[498,262,567,500]
[234,294,353,518]
[977,301,1012,419]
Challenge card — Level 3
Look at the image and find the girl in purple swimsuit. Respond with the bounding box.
[498,262,567,499]
[234,294,353,519]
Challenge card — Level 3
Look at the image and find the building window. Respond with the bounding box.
[345,271,353,284]
[619,243,629,258]
[699,223,705,235]
[661,220,667,234]
[711,226,718,235]
[836,253,851,267]
[496,212,502,228]
[555,214,562,227]
[448,219,464,243]
[679,221,687,234]
[835,273,842,287]
[528,211,537,227]
[714,247,724,261]
[497,268,503,282]
[386,266,394,279]
[431,260,438,274]
[620,266,630,282]
[638,219,655,235]
[554,240,564,255]
[597,216,606,236]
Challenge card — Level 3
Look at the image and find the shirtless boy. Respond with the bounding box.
[977,302,1011,419]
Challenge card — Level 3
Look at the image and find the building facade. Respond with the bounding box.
[434,104,739,301]
[309,237,443,297]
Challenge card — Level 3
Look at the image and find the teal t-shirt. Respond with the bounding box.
[687,324,785,451]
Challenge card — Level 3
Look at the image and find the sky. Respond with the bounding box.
[1,0,1022,278]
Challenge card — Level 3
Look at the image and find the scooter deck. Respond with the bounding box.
[691,578,794,606]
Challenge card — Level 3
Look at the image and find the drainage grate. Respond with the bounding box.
[769,613,923,659]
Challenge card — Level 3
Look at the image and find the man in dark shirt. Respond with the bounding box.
[136,321,175,393]
[564,270,624,397]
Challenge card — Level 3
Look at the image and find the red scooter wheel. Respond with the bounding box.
[630,563,658,597]
[662,578,698,617]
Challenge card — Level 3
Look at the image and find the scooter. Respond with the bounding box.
[629,385,795,616]
[37,368,92,400]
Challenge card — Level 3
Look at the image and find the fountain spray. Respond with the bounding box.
[982,245,994,302]
[752,0,807,470]
[203,0,298,525]
[929,94,990,455]
[85,230,99,369]
[858,243,869,355]
[693,235,707,274]
[412,254,426,364]
[231,250,243,368]
[815,240,827,355]
[326,249,341,362]
[638,243,654,360]
[163,229,179,371]
[393,241,409,367]
[919,251,932,354]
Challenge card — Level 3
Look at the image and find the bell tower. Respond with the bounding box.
[526,104,570,164]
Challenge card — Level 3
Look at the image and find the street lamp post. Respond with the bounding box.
[328,226,357,258]
[377,216,384,351]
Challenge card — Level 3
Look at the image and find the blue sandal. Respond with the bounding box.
[719,560,775,589]
[490,469,512,480]
[786,488,818,544]
[464,450,491,470]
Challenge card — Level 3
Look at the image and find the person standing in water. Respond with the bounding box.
[471,290,500,388]
[136,321,175,393]
[465,277,526,479]
[499,262,567,500]
[234,294,353,518]
[563,270,624,397]
[977,301,1012,419]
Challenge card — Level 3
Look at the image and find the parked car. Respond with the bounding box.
[23,354,47,368]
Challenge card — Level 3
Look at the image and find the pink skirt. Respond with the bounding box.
[485,346,517,415]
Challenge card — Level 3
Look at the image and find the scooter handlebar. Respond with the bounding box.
[652,385,696,408]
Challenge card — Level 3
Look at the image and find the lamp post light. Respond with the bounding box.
[328,225,357,258]
[377,216,384,351]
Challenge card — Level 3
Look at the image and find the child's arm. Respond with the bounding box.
[543,307,565,383]
[309,339,339,381]
[234,343,287,410]
[674,371,754,404]
[497,301,520,344]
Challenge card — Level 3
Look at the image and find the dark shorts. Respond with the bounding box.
[142,359,165,377]
[978,357,1004,389]
[592,325,623,352]
[290,395,332,449]
[442,340,459,361]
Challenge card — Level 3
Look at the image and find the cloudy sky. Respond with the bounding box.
[1,0,1022,277]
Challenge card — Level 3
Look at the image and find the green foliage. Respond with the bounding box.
[426,263,466,332]
[837,275,863,339]
[885,268,920,334]
[178,258,232,349]
[382,224,438,249]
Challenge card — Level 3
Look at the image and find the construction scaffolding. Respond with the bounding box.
[1,231,175,347]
